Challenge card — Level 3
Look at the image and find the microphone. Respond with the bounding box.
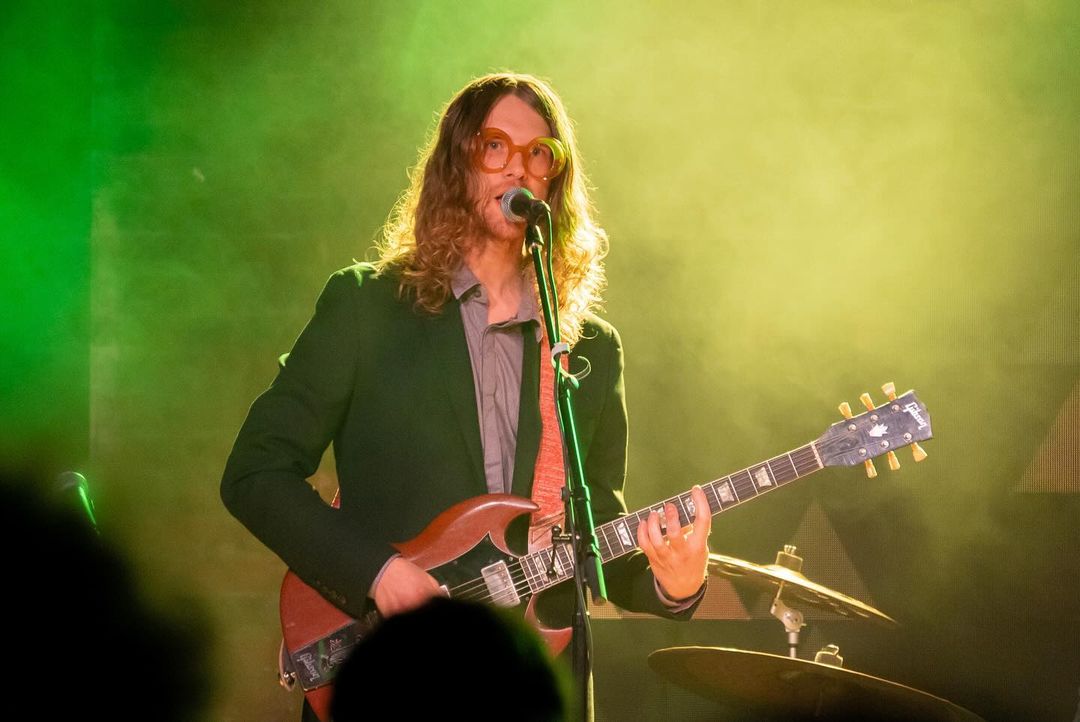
[500,187,550,224]
[57,471,99,534]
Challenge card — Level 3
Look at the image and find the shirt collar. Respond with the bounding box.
[451,264,544,337]
[451,264,482,300]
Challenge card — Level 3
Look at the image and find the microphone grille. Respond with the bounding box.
[57,471,87,492]
[500,187,533,223]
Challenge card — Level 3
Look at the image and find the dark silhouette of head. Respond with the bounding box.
[0,466,209,721]
[330,597,569,721]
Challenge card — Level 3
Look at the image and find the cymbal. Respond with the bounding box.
[649,646,985,722]
[708,552,897,626]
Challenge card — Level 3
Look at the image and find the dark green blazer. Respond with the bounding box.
[221,263,696,622]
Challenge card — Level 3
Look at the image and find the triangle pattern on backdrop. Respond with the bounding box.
[1016,378,1080,494]
[742,499,878,621]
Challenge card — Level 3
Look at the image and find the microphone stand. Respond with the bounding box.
[524,212,606,722]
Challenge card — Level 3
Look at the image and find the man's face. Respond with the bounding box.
[471,94,555,245]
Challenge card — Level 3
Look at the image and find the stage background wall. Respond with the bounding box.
[3,1,1077,720]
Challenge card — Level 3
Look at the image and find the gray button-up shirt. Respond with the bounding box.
[451,265,542,496]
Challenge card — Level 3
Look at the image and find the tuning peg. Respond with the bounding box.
[838,402,853,419]
[864,459,878,478]
[881,382,896,401]
[859,392,876,411]
[911,442,928,462]
[886,450,900,471]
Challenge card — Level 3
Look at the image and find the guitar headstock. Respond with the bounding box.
[815,383,932,476]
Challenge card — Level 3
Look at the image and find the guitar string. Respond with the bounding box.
[445,536,614,602]
[445,447,822,602]
[446,547,572,600]
[449,559,538,603]
[438,436,901,605]
[443,455,805,604]
[436,517,639,601]
[442,508,664,601]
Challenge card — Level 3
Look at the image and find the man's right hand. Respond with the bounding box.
[372,557,445,617]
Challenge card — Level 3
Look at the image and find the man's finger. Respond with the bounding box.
[647,511,668,558]
[691,485,711,537]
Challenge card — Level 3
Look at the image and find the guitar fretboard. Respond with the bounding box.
[518,442,824,594]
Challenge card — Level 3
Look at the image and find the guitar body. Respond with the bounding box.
[279,494,570,722]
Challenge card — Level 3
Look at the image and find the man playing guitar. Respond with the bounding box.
[221,72,711,720]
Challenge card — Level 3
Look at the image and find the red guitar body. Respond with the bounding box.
[279,494,569,722]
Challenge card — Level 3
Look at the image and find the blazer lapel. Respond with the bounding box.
[422,302,486,496]
[510,331,541,498]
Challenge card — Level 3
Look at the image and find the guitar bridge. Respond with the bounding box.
[481,561,520,607]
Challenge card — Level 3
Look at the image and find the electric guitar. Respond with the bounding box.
[278,383,932,721]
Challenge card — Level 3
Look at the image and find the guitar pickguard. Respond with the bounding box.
[429,534,530,609]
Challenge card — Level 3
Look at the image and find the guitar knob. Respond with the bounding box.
[886,450,900,471]
[864,459,878,478]
[881,382,897,401]
[838,401,853,419]
[859,392,876,412]
[911,442,928,462]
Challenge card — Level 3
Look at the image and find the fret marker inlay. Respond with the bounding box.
[753,466,772,487]
[718,482,735,503]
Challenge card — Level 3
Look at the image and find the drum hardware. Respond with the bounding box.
[648,646,986,721]
[649,548,983,720]
[708,545,896,658]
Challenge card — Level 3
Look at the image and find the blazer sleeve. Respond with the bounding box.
[583,324,704,620]
[220,269,395,617]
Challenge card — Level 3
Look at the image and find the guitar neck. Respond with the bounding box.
[522,441,824,594]
[609,441,823,560]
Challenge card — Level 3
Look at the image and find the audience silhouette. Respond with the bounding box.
[330,597,569,721]
[0,465,209,721]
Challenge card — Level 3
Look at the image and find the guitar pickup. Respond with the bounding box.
[481,561,520,607]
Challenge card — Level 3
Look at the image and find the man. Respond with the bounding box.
[221,72,710,715]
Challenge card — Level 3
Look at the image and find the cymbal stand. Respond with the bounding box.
[770,545,807,658]
[770,587,805,659]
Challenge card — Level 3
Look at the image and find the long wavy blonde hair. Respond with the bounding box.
[373,73,608,346]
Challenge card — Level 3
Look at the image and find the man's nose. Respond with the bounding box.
[503,148,527,178]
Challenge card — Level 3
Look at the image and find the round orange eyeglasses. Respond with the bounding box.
[474,128,567,181]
